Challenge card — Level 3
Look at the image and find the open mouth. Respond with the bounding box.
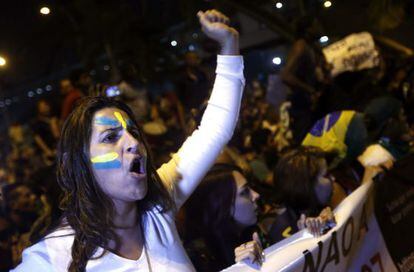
[129,157,146,175]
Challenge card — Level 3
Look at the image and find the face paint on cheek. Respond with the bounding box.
[114,112,127,129]
[91,152,121,170]
[95,116,120,127]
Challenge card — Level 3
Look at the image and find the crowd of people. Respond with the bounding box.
[0,9,414,272]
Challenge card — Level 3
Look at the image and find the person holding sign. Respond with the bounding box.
[182,164,262,271]
[267,147,339,244]
[12,9,244,272]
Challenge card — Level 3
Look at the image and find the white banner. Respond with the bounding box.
[222,180,398,272]
[322,32,380,77]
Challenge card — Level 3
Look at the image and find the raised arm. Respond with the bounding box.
[157,10,245,209]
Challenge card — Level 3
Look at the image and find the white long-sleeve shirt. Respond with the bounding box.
[12,55,245,272]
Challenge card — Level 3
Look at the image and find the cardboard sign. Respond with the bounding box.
[323,32,380,77]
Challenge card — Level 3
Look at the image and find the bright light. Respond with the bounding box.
[319,36,329,43]
[272,57,282,65]
[323,1,332,8]
[36,88,43,94]
[28,91,35,98]
[45,85,52,91]
[0,56,6,66]
[188,44,195,51]
[275,2,283,9]
[40,7,50,15]
[171,40,178,47]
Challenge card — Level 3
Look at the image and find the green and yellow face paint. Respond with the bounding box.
[91,151,121,170]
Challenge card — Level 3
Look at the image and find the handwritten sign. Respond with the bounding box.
[323,32,380,77]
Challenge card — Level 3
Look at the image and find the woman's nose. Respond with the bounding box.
[124,131,140,154]
[251,189,260,202]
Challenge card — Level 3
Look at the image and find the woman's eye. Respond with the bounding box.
[240,188,250,197]
[103,133,119,143]
[128,127,140,138]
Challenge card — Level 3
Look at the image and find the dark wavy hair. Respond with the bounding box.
[273,146,326,215]
[55,96,174,271]
[183,164,252,270]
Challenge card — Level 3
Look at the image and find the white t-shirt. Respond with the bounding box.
[12,55,245,272]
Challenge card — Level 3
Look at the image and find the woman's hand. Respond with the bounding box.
[234,232,264,267]
[197,10,239,55]
[298,207,336,237]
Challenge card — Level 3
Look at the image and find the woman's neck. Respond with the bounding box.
[109,201,145,260]
[112,201,139,229]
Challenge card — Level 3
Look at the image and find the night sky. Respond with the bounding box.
[1,0,413,108]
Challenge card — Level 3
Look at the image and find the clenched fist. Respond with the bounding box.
[197,10,239,55]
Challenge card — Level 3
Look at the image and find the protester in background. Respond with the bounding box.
[182,164,260,271]
[7,123,38,182]
[302,96,409,168]
[12,10,244,271]
[69,68,94,96]
[118,64,150,122]
[0,213,13,271]
[281,16,328,144]
[2,183,39,266]
[267,147,343,244]
[60,78,84,123]
[184,164,259,271]
[176,51,212,112]
[31,99,60,166]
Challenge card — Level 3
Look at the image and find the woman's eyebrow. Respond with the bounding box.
[99,126,122,135]
[239,183,249,191]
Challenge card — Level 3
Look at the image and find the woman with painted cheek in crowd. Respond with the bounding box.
[12,9,245,272]
[182,165,261,271]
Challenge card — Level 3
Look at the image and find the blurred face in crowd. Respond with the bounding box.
[184,52,200,67]
[233,170,260,227]
[37,100,51,117]
[60,79,73,95]
[8,124,24,144]
[314,159,333,206]
[79,73,93,88]
[10,185,36,213]
[89,108,148,204]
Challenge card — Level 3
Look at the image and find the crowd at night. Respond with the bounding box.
[1,1,414,271]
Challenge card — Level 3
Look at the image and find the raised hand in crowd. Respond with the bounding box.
[197,10,239,55]
[358,144,395,184]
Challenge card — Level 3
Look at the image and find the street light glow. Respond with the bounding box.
[40,7,50,15]
[275,2,283,9]
[0,56,6,66]
[272,57,282,65]
[171,40,178,47]
[319,36,329,43]
[324,1,332,8]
